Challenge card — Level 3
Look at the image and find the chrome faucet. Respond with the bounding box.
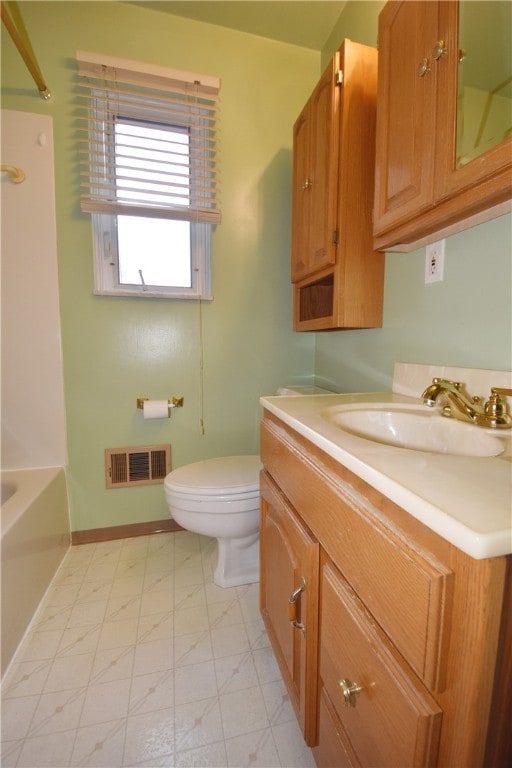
[421,378,512,429]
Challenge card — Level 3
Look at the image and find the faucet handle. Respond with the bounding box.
[485,388,512,418]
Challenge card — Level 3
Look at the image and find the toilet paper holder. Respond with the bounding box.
[137,397,184,411]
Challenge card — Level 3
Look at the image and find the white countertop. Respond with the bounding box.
[260,392,512,560]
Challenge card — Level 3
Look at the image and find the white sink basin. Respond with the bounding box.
[322,404,505,457]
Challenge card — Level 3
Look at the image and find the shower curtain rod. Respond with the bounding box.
[1,1,51,100]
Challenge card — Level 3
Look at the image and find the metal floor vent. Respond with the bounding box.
[105,444,171,488]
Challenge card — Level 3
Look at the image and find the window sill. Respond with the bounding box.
[93,288,213,301]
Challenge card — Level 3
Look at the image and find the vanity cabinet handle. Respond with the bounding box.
[432,39,447,60]
[288,577,306,632]
[417,58,431,77]
[301,178,312,191]
[338,678,363,707]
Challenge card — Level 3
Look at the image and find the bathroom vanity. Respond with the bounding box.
[259,377,511,767]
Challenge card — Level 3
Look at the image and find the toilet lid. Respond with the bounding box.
[165,455,261,497]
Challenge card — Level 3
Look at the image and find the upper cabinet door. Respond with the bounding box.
[373,1,439,235]
[434,0,512,201]
[291,107,311,281]
[291,54,340,282]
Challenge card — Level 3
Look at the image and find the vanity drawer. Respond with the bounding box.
[318,559,442,767]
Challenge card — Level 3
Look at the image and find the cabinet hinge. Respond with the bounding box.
[333,229,339,245]
[336,69,344,86]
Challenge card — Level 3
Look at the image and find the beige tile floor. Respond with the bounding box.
[1,531,316,768]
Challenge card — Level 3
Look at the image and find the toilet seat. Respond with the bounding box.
[164,456,261,506]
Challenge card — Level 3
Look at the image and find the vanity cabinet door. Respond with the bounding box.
[291,53,340,283]
[259,470,319,746]
[373,0,439,236]
[314,558,442,768]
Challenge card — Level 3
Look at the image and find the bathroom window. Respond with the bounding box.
[77,52,220,299]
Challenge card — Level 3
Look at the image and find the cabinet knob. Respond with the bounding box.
[301,178,312,191]
[417,58,431,77]
[338,678,363,707]
[432,39,447,60]
[288,577,306,632]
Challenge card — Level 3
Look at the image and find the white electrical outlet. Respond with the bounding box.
[425,239,445,283]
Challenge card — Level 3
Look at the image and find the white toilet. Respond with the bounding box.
[164,455,262,588]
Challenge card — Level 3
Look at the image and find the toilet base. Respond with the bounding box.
[213,532,260,588]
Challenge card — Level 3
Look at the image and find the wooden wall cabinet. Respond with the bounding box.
[260,411,511,767]
[374,0,512,251]
[291,39,384,331]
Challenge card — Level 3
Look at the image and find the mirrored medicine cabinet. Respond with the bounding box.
[456,0,512,167]
[374,0,512,252]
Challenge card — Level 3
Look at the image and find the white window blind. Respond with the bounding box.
[76,51,220,224]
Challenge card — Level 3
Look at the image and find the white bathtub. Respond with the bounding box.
[1,467,70,677]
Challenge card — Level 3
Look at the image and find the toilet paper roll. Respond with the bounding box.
[143,399,169,419]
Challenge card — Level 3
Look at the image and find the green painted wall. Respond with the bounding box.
[316,214,512,393]
[315,1,512,394]
[1,1,318,531]
[322,0,385,63]
[2,1,511,533]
